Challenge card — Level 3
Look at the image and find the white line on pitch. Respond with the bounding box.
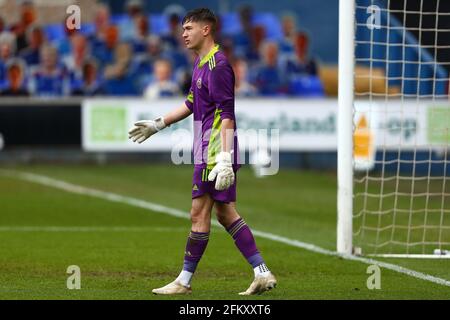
[1,169,450,288]
[0,226,187,232]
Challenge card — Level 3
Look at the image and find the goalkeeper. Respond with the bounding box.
[128,8,276,295]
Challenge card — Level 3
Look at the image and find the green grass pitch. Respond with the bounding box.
[0,164,449,299]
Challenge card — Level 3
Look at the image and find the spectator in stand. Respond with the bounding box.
[119,0,145,41]
[89,3,112,65]
[141,34,164,63]
[132,35,168,92]
[0,32,17,88]
[63,33,90,89]
[284,32,318,77]
[233,58,257,97]
[282,32,322,96]
[206,13,235,65]
[92,3,111,41]
[126,0,144,18]
[233,5,252,59]
[220,34,236,64]
[143,58,180,99]
[279,14,297,58]
[11,0,37,53]
[0,16,5,33]
[250,25,265,63]
[233,5,262,63]
[28,44,70,97]
[161,13,183,51]
[103,42,137,95]
[53,18,79,58]
[92,25,119,69]
[0,58,29,96]
[131,14,150,54]
[19,24,45,66]
[177,50,197,95]
[166,28,190,77]
[72,59,105,96]
[252,41,286,96]
[104,42,132,79]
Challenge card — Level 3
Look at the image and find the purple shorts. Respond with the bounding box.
[192,166,237,203]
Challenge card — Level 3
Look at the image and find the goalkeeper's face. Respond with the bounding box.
[182,20,210,51]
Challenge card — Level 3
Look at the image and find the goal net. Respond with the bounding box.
[338,0,450,257]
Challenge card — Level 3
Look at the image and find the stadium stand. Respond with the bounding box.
[0,1,326,98]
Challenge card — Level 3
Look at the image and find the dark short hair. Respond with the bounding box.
[6,58,25,73]
[182,8,217,34]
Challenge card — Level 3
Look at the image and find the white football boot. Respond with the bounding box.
[238,273,277,295]
[152,280,192,295]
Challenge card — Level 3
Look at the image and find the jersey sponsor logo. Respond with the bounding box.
[196,77,202,89]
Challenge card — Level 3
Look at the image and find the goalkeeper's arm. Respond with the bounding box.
[128,103,192,144]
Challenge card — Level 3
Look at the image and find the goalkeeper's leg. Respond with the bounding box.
[152,194,214,295]
[215,202,277,295]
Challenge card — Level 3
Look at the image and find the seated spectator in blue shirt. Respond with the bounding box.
[130,13,150,54]
[278,14,297,59]
[89,3,111,45]
[161,13,183,51]
[19,24,45,66]
[118,0,145,41]
[63,33,90,88]
[0,32,17,88]
[28,44,70,97]
[88,4,114,68]
[103,42,137,95]
[252,41,286,96]
[283,32,323,96]
[91,25,119,69]
[0,58,29,96]
[134,35,163,68]
[284,32,318,77]
[233,5,265,62]
[233,5,254,61]
[156,13,190,76]
[143,58,180,99]
[233,58,257,97]
[132,35,173,92]
[72,59,105,96]
[53,18,79,58]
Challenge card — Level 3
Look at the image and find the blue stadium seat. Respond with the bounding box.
[219,12,282,40]
[110,14,129,25]
[149,14,169,35]
[288,75,325,97]
[252,13,282,40]
[45,23,96,42]
[79,23,95,36]
[220,13,242,35]
[103,76,138,96]
[44,24,65,42]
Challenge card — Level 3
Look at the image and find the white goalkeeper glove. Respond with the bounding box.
[208,151,235,191]
[128,117,167,144]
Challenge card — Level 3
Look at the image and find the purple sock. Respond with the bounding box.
[182,231,209,273]
[226,218,264,268]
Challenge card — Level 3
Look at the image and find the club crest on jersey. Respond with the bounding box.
[196,78,202,89]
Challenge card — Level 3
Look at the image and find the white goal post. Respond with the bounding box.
[338,0,450,258]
